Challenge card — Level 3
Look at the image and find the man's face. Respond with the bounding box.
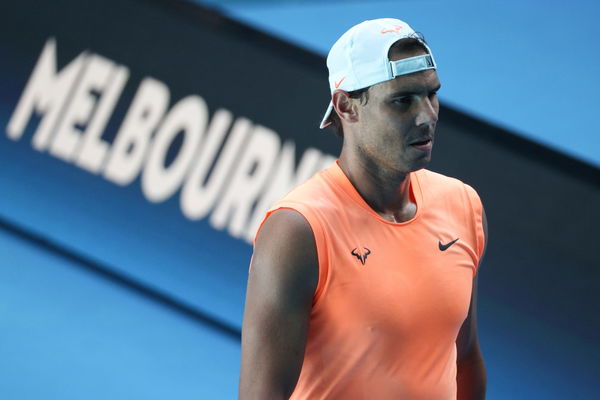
[349,47,441,175]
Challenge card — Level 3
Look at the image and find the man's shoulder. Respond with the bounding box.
[416,168,464,187]
[277,167,337,207]
[415,168,480,199]
[416,168,463,185]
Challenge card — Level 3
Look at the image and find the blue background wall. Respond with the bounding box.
[197,0,600,168]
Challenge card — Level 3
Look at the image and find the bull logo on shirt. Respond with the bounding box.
[351,247,371,265]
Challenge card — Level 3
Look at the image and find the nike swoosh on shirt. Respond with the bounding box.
[438,238,459,251]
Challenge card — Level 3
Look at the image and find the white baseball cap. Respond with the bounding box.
[320,18,436,129]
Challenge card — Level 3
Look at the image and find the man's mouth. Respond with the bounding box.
[409,138,433,149]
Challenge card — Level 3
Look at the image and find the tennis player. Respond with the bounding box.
[239,18,487,400]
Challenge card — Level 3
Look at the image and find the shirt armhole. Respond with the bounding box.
[252,202,329,304]
[463,184,485,276]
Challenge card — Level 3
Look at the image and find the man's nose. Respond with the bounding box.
[415,97,438,127]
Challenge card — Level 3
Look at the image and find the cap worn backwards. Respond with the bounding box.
[320,18,436,129]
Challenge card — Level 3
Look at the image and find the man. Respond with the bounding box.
[239,18,487,400]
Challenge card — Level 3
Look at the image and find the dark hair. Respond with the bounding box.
[326,34,429,138]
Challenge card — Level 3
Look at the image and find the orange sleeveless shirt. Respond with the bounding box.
[258,161,484,400]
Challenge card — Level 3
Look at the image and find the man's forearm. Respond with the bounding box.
[456,346,486,400]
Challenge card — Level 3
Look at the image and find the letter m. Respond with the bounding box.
[6,38,86,151]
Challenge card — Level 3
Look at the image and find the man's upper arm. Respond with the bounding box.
[239,208,319,400]
[457,206,487,360]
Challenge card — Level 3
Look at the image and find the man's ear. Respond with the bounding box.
[332,90,359,124]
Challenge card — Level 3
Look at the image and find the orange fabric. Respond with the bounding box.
[258,161,484,400]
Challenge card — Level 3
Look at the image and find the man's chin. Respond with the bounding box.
[409,156,431,172]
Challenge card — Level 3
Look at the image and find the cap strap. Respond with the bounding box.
[390,54,436,77]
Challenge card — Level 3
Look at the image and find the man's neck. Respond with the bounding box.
[338,153,417,223]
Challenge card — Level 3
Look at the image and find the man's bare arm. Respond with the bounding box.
[238,209,318,400]
[456,207,488,400]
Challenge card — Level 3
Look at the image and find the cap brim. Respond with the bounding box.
[319,101,334,129]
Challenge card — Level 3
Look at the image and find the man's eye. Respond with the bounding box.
[393,97,412,105]
[429,90,439,99]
